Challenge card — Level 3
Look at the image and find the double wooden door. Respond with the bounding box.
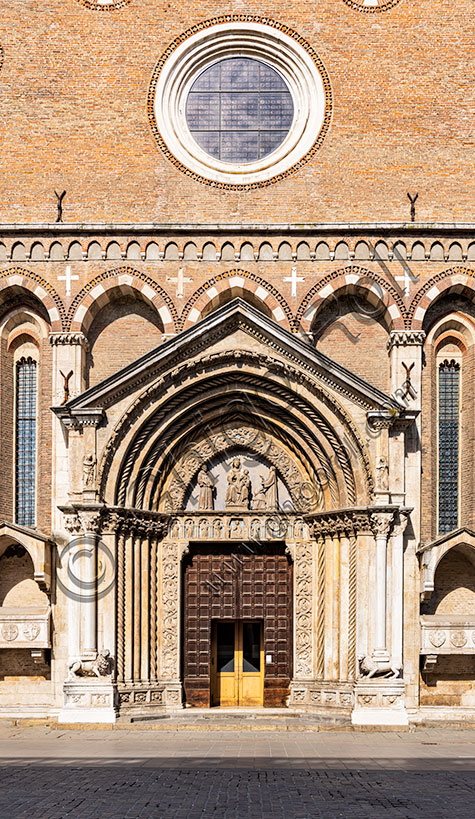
[211,620,263,707]
[183,544,292,707]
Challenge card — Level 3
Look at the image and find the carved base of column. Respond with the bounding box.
[117,681,184,714]
[58,679,118,724]
[351,679,408,726]
[289,680,354,714]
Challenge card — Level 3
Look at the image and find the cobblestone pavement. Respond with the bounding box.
[0,725,474,818]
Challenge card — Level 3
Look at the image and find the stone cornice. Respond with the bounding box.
[53,407,104,429]
[1,222,475,238]
[306,505,409,538]
[59,504,170,537]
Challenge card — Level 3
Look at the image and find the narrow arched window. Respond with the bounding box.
[438,359,460,534]
[15,356,37,526]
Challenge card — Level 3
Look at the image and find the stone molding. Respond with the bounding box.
[289,680,354,710]
[58,679,118,724]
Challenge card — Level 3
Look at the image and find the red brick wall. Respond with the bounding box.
[0,1,473,222]
[314,298,389,393]
[86,297,164,387]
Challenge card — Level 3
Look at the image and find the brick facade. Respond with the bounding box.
[0,1,473,723]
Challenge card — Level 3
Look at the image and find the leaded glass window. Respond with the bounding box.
[185,57,294,164]
[15,357,37,527]
[438,361,460,534]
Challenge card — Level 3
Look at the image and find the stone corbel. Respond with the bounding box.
[423,654,438,674]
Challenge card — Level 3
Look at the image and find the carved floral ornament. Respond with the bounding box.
[309,508,409,539]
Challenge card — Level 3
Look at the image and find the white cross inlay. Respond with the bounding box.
[166,267,193,298]
[395,269,414,299]
[283,267,305,298]
[58,265,79,297]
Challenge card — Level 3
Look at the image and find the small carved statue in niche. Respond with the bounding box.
[83,453,96,488]
[375,456,389,492]
[253,466,278,511]
[197,463,214,510]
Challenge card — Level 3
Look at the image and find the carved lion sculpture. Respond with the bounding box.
[358,655,400,680]
[67,649,112,681]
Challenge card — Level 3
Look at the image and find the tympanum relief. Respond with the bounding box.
[188,454,285,512]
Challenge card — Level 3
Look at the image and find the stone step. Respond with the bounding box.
[121,709,353,731]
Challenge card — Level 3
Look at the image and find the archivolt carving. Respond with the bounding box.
[160,425,317,512]
[294,540,314,678]
[97,349,372,506]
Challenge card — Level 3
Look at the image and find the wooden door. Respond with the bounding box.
[183,544,292,707]
[211,620,264,707]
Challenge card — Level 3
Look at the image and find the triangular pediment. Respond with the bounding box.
[54,298,405,421]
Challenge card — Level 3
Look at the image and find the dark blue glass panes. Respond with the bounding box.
[186,57,294,164]
[438,362,460,534]
[15,357,37,527]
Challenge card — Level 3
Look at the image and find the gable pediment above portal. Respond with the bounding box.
[53,298,406,429]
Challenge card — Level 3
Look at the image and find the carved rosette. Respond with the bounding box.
[294,541,314,679]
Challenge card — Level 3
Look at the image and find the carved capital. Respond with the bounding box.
[49,332,90,351]
[386,330,426,353]
[370,511,395,539]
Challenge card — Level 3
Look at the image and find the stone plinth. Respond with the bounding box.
[351,679,408,726]
[58,679,118,724]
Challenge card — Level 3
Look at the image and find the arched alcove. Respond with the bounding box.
[86,293,165,387]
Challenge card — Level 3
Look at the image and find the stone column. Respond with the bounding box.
[370,511,395,663]
[76,509,103,658]
[390,511,410,670]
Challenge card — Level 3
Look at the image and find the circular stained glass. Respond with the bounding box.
[185,58,294,165]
